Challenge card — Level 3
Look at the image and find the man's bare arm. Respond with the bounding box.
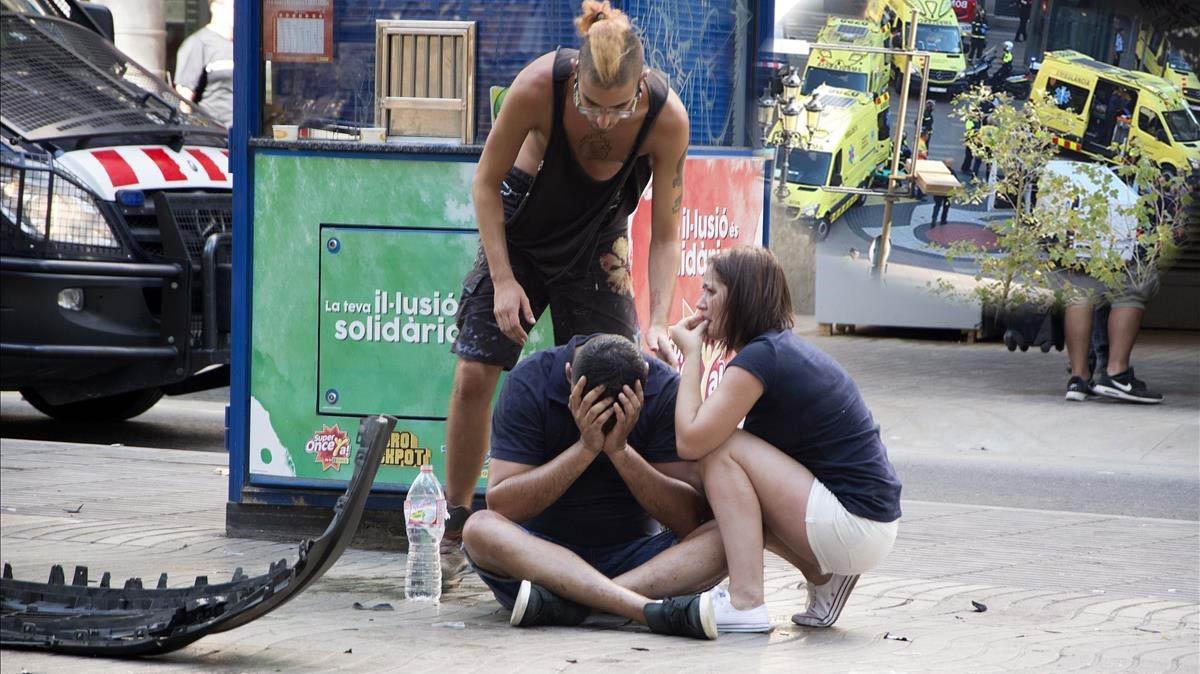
[484,449,596,522]
[644,96,689,349]
[470,61,548,344]
[608,451,707,537]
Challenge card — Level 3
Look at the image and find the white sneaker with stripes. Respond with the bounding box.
[791,573,860,628]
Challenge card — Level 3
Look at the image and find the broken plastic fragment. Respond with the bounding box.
[352,602,395,611]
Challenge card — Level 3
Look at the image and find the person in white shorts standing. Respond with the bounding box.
[659,247,902,633]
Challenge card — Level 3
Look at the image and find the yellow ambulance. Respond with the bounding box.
[1031,50,1200,177]
[1133,25,1200,110]
[803,16,892,123]
[772,86,892,240]
[865,0,968,94]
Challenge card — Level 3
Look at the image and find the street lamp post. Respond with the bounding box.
[764,69,822,202]
[874,9,921,278]
[759,12,931,275]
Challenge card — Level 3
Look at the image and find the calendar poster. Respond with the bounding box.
[262,0,333,63]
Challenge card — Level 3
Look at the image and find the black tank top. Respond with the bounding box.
[504,48,669,281]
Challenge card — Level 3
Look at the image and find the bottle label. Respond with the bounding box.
[406,498,444,527]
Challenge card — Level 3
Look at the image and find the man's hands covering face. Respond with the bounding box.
[602,379,644,456]
[565,363,645,457]
[566,364,612,454]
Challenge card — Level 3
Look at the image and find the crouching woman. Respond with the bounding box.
[661,247,902,633]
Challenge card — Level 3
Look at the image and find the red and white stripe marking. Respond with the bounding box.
[56,146,231,201]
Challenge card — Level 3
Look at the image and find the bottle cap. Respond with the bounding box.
[420,464,433,472]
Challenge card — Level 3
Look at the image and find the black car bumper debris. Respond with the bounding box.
[0,414,397,657]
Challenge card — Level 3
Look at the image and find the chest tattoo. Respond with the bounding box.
[579,131,613,161]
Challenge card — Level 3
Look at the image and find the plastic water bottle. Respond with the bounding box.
[404,464,446,602]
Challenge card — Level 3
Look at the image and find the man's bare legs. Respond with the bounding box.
[445,359,503,512]
[1064,303,1094,379]
[462,511,726,623]
[1104,306,1143,375]
[1065,303,1145,376]
[698,430,824,611]
[612,520,728,599]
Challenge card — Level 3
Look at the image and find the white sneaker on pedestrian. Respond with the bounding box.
[791,573,859,628]
[711,586,771,633]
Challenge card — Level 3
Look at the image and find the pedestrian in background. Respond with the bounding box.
[930,160,955,227]
[921,100,935,144]
[969,7,988,62]
[1015,0,1032,43]
[174,0,234,128]
[1112,28,1125,67]
[961,116,979,177]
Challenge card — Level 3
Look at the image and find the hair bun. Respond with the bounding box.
[576,0,624,37]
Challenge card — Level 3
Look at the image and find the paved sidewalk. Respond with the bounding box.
[2,440,1196,673]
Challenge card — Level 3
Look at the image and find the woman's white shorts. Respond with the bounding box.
[805,478,899,576]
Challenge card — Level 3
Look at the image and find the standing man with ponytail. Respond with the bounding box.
[440,1,691,575]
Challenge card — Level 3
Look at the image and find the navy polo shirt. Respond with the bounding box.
[489,335,682,547]
[729,330,902,522]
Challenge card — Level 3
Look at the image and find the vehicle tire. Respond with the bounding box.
[1003,329,1019,351]
[813,218,832,241]
[20,388,164,422]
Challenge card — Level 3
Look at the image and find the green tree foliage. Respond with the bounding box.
[929,86,1184,317]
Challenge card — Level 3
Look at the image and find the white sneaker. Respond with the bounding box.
[791,573,859,628]
[711,586,771,633]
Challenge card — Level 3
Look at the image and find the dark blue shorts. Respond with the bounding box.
[466,528,678,610]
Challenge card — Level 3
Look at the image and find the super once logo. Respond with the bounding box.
[306,424,351,471]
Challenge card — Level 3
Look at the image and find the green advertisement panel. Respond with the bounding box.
[249,153,550,490]
[318,226,476,418]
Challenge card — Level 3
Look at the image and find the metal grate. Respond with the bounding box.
[0,153,127,259]
[163,196,232,265]
[0,12,223,140]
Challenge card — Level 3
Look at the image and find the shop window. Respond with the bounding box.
[375,21,476,144]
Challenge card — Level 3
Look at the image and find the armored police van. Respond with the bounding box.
[1,0,233,420]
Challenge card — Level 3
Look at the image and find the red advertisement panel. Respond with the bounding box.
[630,156,766,396]
[951,0,977,22]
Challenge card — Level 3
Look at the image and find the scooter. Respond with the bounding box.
[989,58,1038,99]
[962,55,994,90]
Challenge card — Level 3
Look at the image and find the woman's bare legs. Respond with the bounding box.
[699,429,825,610]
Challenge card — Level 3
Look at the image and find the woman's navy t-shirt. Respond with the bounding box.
[729,329,902,522]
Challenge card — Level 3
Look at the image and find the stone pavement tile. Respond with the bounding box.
[4,443,1198,673]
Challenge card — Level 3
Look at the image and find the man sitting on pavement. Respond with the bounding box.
[462,334,726,639]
